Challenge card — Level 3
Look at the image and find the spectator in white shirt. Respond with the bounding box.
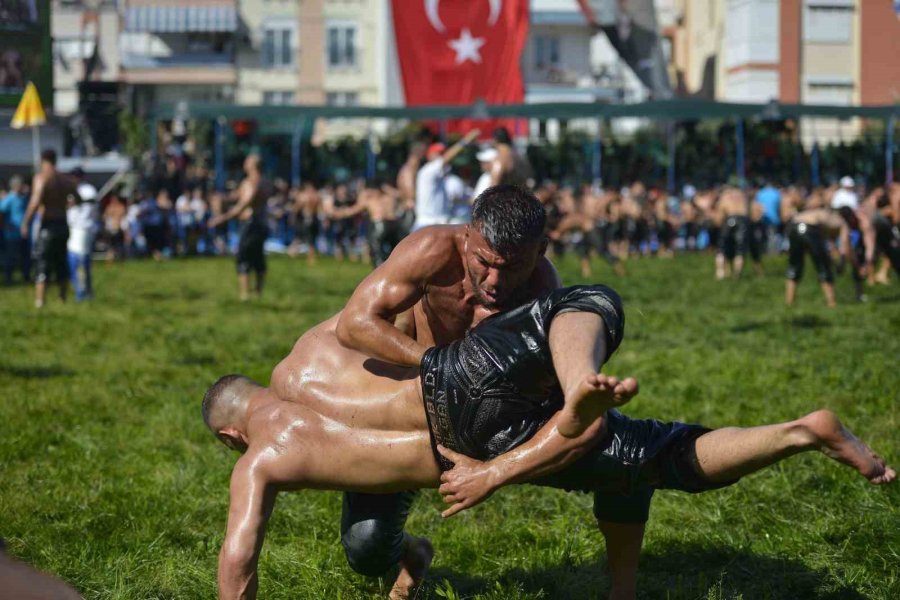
[472,147,498,201]
[66,168,99,301]
[831,176,859,210]
[413,129,480,231]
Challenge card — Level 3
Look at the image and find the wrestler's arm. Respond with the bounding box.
[335,231,446,367]
[20,174,43,237]
[443,129,480,165]
[218,455,277,600]
[437,412,607,519]
[210,181,253,227]
[861,215,876,269]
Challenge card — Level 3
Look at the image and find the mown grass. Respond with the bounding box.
[1,252,897,599]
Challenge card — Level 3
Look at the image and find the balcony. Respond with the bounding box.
[121,52,236,85]
[119,1,238,86]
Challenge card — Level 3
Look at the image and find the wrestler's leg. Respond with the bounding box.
[597,520,644,600]
[549,311,638,438]
[692,410,895,485]
[340,491,433,598]
[238,274,250,301]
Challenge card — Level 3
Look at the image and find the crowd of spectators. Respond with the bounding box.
[2,133,898,306]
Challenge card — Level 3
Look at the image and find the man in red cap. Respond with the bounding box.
[412,130,480,231]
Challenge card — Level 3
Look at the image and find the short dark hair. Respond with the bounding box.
[202,374,255,432]
[876,193,890,209]
[492,127,512,145]
[471,185,546,255]
[41,148,57,165]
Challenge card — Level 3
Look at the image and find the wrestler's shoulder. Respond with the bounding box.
[393,226,463,264]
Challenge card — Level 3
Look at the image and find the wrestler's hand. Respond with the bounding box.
[437,445,499,518]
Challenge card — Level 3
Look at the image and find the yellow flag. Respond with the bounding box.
[10,82,47,129]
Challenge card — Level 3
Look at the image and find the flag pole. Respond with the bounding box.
[32,124,41,172]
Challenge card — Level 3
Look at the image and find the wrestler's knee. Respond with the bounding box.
[341,519,404,577]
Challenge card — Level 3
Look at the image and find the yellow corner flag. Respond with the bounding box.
[11,82,47,129]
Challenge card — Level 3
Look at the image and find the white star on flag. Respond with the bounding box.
[448,28,486,65]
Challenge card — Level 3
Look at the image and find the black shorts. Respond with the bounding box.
[748,220,766,262]
[577,221,618,265]
[786,222,833,283]
[718,216,749,259]
[534,409,733,523]
[420,286,626,470]
[33,219,69,283]
[295,216,320,246]
[874,214,900,276]
[236,219,267,274]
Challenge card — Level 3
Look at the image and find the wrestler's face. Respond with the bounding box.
[465,227,542,309]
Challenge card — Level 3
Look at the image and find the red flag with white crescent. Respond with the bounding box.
[391,0,529,135]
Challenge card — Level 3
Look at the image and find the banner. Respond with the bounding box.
[390,0,528,135]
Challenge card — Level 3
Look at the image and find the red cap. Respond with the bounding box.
[427,143,446,159]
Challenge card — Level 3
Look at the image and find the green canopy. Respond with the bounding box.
[153,99,900,123]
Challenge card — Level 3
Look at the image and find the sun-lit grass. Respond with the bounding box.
[1,251,897,599]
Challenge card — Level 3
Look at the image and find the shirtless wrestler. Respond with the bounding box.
[714,187,750,280]
[785,195,857,307]
[332,184,561,587]
[207,285,894,600]
[208,155,274,300]
[20,149,78,307]
[332,183,405,267]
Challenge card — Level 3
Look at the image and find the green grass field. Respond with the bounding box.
[1,253,898,599]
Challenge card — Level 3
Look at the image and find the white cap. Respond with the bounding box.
[840,176,855,188]
[476,147,498,162]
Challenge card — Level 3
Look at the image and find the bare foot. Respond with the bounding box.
[558,374,639,438]
[804,410,896,485]
[389,535,434,600]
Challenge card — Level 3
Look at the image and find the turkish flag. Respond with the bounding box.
[391,0,529,136]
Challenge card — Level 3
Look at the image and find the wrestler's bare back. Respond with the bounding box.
[241,392,441,494]
[243,316,442,493]
[271,314,427,433]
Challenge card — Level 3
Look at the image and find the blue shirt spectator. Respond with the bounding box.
[139,195,165,228]
[0,183,28,239]
[756,185,781,225]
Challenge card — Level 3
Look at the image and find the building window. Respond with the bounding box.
[803,2,854,43]
[326,91,358,106]
[805,79,853,105]
[263,91,295,105]
[534,35,560,70]
[262,23,294,68]
[327,23,357,69]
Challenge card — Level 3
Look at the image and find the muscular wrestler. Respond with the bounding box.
[558,187,623,278]
[714,187,750,279]
[785,196,855,307]
[207,285,894,600]
[208,155,273,301]
[748,198,766,276]
[333,183,404,267]
[865,188,900,282]
[287,183,321,265]
[20,149,78,308]
[396,143,425,237]
[333,184,560,586]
